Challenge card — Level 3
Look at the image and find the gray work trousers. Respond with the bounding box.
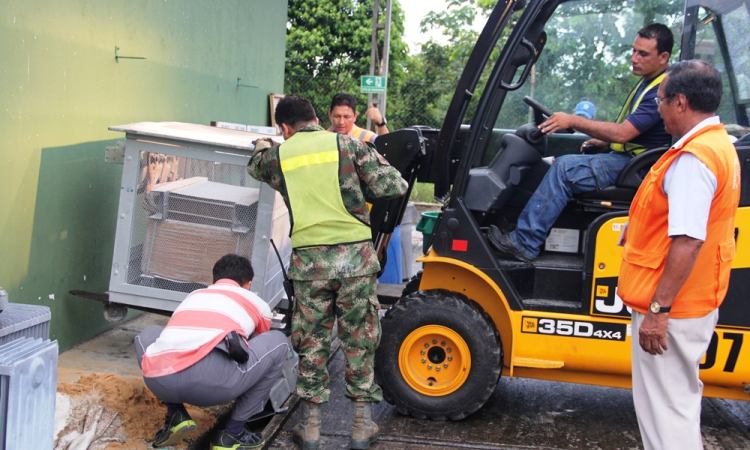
[135,325,289,422]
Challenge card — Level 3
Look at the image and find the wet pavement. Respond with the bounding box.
[265,348,750,449]
[262,224,750,449]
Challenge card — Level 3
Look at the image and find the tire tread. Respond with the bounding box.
[376,290,503,421]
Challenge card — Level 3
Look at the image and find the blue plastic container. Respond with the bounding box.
[378,225,403,284]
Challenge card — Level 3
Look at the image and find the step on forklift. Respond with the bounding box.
[369,0,750,420]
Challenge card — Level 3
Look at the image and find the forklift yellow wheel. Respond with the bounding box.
[376,291,502,420]
[399,325,471,396]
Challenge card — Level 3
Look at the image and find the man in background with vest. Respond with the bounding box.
[328,93,389,142]
[488,23,673,262]
[135,254,289,450]
[248,95,408,450]
[619,60,740,450]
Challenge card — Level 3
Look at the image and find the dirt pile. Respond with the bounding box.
[56,372,218,450]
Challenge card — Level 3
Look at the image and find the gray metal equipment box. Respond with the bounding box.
[0,303,51,346]
[0,298,56,450]
[107,122,292,314]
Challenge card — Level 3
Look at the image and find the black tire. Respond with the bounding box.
[375,290,502,420]
[401,270,423,297]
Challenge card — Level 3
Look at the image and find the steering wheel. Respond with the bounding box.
[523,96,575,134]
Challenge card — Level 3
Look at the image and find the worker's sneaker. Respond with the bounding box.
[211,428,265,450]
[487,225,534,263]
[153,409,197,447]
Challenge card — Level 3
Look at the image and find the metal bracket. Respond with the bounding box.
[237,77,258,88]
[105,141,126,164]
[115,45,146,62]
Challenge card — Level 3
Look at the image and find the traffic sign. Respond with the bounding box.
[361,76,387,94]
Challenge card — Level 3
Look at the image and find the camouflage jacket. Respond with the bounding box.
[247,124,408,281]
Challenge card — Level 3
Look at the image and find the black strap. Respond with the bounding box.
[270,239,295,320]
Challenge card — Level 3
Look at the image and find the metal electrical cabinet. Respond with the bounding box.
[106,122,292,318]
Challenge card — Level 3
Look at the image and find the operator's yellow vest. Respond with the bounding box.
[279,130,372,249]
[609,73,666,155]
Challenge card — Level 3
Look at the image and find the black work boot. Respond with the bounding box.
[487,225,534,263]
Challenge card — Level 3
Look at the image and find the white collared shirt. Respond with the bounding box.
[663,116,721,241]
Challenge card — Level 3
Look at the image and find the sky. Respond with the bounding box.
[399,0,487,54]
[400,0,450,53]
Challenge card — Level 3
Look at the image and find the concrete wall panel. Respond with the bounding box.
[0,0,288,350]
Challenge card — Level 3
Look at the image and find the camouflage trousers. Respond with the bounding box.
[291,274,383,404]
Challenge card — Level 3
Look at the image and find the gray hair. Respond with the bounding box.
[663,60,723,113]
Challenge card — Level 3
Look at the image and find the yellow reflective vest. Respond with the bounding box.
[279,130,373,249]
[609,73,666,155]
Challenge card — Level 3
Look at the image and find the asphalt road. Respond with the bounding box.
[264,348,750,450]
[262,228,750,449]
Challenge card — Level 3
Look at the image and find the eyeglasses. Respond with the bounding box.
[654,95,673,106]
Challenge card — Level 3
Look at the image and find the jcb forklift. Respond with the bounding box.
[368,0,750,420]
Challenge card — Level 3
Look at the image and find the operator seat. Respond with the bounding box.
[465,125,545,213]
[577,146,668,210]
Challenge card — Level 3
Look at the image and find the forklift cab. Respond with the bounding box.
[372,0,750,421]
[417,0,750,289]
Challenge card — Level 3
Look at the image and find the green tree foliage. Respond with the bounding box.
[412,0,516,126]
[285,0,688,133]
[403,0,685,131]
[284,0,408,127]
[527,0,684,125]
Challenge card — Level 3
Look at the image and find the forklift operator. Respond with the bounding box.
[488,23,673,262]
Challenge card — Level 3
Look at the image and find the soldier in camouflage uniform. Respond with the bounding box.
[247,95,407,450]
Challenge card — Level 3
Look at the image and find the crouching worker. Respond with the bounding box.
[135,254,289,449]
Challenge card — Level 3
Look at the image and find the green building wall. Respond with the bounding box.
[0,0,288,350]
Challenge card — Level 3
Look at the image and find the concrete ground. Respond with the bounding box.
[57,313,166,384]
[52,214,427,449]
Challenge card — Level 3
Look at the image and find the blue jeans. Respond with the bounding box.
[510,152,632,259]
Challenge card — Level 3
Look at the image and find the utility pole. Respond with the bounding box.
[366,0,392,131]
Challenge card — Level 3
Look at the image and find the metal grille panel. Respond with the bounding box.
[126,152,259,292]
[0,303,51,346]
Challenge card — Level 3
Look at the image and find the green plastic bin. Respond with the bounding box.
[416,211,440,254]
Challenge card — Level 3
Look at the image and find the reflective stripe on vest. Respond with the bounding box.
[328,125,377,142]
[617,124,740,318]
[349,124,377,142]
[610,73,666,155]
[280,130,372,249]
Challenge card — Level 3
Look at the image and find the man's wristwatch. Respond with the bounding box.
[649,301,671,314]
[377,117,387,127]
